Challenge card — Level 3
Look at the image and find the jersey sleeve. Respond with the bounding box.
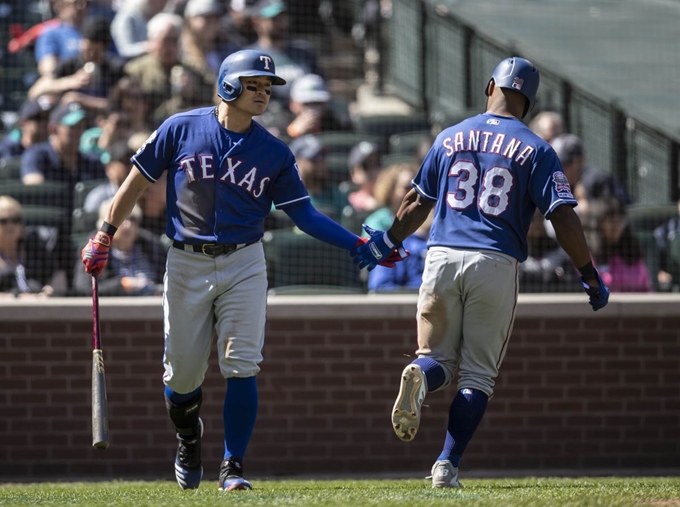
[269,151,310,209]
[130,122,174,182]
[528,149,578,217]
[411,142,440,201]
[34,30,57,63]
[20,146,45,178]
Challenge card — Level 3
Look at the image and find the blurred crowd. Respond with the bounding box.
[0,0,678,297]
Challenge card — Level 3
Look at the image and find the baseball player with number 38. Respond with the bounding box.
[353,57,610,488]
[81,49,406,491]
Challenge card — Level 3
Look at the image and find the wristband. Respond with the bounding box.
[100,221,118,236]
[578,261,597,281]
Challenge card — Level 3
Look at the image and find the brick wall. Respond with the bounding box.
[1,295,679,480]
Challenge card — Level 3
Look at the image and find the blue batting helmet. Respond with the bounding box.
[217,49,286,102]
[486,57,539,118]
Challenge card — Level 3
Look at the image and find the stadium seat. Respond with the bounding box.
[352,113,430,147]
[72,207,99,234]
[21,204,69,228]
[264,208,295,231]
[340,205,373,236]
[0,157,21,180]
[0,180,70,208]
[314,131,382,155]
[73,179,109,209]
[388,130,433,155]
[262,228,362,289]
[381,153,418,168]
[326,152,350,185]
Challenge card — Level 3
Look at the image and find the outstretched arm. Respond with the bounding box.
[283,200,359,250]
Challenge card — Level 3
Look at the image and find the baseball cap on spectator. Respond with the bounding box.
[290,135,324,160]
[253,0,286,18]
[348,141,379,169]
[184,0,222,17]
[81,16,113,46]
[290,74,330,104]
[19,96,55,121]
[49,102,87,127]
[551,134,584,166]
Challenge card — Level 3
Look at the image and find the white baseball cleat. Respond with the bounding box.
[429,460,462,488]
[392,363,427,442]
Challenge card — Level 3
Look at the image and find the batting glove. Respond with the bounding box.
[580,270,610,311]
[352,224,409,271]
[82,230,113,276]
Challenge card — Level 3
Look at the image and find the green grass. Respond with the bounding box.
[1,477,679,507]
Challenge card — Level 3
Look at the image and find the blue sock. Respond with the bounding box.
[165,386,201,405]
[223,376,258,460]
[438,388,489,466]
[412,357,446,392]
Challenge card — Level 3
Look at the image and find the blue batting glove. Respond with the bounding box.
[580,271,610,311]
[352,225,403,271]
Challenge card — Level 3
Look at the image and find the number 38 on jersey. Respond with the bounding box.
[447,160,513,216]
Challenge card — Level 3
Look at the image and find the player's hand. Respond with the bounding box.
[82,231,113,276]
[352,224,409,271]
[580,270,610,311]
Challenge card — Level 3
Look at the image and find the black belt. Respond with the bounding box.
[172,239,259,257]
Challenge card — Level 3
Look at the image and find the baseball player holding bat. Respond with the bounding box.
[81,49,405,491]
[353,57,610,487]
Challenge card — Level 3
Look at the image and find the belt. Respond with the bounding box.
[172,239,259,257]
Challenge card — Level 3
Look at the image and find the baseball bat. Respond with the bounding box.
[91,274,109,450]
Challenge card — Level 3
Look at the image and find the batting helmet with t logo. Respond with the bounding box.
[217,49,287,102]
[485,57,540,118]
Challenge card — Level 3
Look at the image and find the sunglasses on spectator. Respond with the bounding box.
[0,216,23,225]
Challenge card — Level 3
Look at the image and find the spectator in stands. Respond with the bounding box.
[654,199,680,292]
[73,200,166,296]
[529,111,564,143]
[584,197,652,293]
[289,134,347,219]
[552,133,630,215]
[362,162,418,234]
[21,102,105,187]
[519,209,581,293]
[368,211,432,293]
[28,16,126,115]
[79,108,133,164]
[0,196,67,297]
[111,0,168,60]
[248,0,322,102]
[83,141,135,212]
[285,74,345,137]
[35,0,90,76]
[226,0,259,47]
[124,13,214,126]
[108,77,154,133]
[182,0,240,83]
[346,141,381,212]
[0,96,56,160]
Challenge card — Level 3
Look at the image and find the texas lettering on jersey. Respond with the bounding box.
[178,155,271,199]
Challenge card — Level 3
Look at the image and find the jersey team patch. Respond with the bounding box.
[552,171,574,198]
[486,119,500,125]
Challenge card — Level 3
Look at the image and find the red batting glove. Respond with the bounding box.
[82,231,113,276]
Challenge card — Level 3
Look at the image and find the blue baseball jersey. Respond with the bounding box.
[131,107,309,244]
[413,113,576,262]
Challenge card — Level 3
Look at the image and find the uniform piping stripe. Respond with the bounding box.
[546,199,576,216]
[495,260,519,370]
[412,182,436,201]
[275,195,310,208]
[130,156,158,183]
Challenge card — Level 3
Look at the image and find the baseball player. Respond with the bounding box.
[353,57,610,487]
[80,49,405,491]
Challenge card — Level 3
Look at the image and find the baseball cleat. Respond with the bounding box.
[392,363,428,442]
[429,460,462,488]
[174,418,203,490]
[218,457,252,491]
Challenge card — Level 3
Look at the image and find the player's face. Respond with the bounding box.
[234,76,273,116]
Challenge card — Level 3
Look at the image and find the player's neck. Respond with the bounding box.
[216,104,252,133]
[485,106,518,119]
